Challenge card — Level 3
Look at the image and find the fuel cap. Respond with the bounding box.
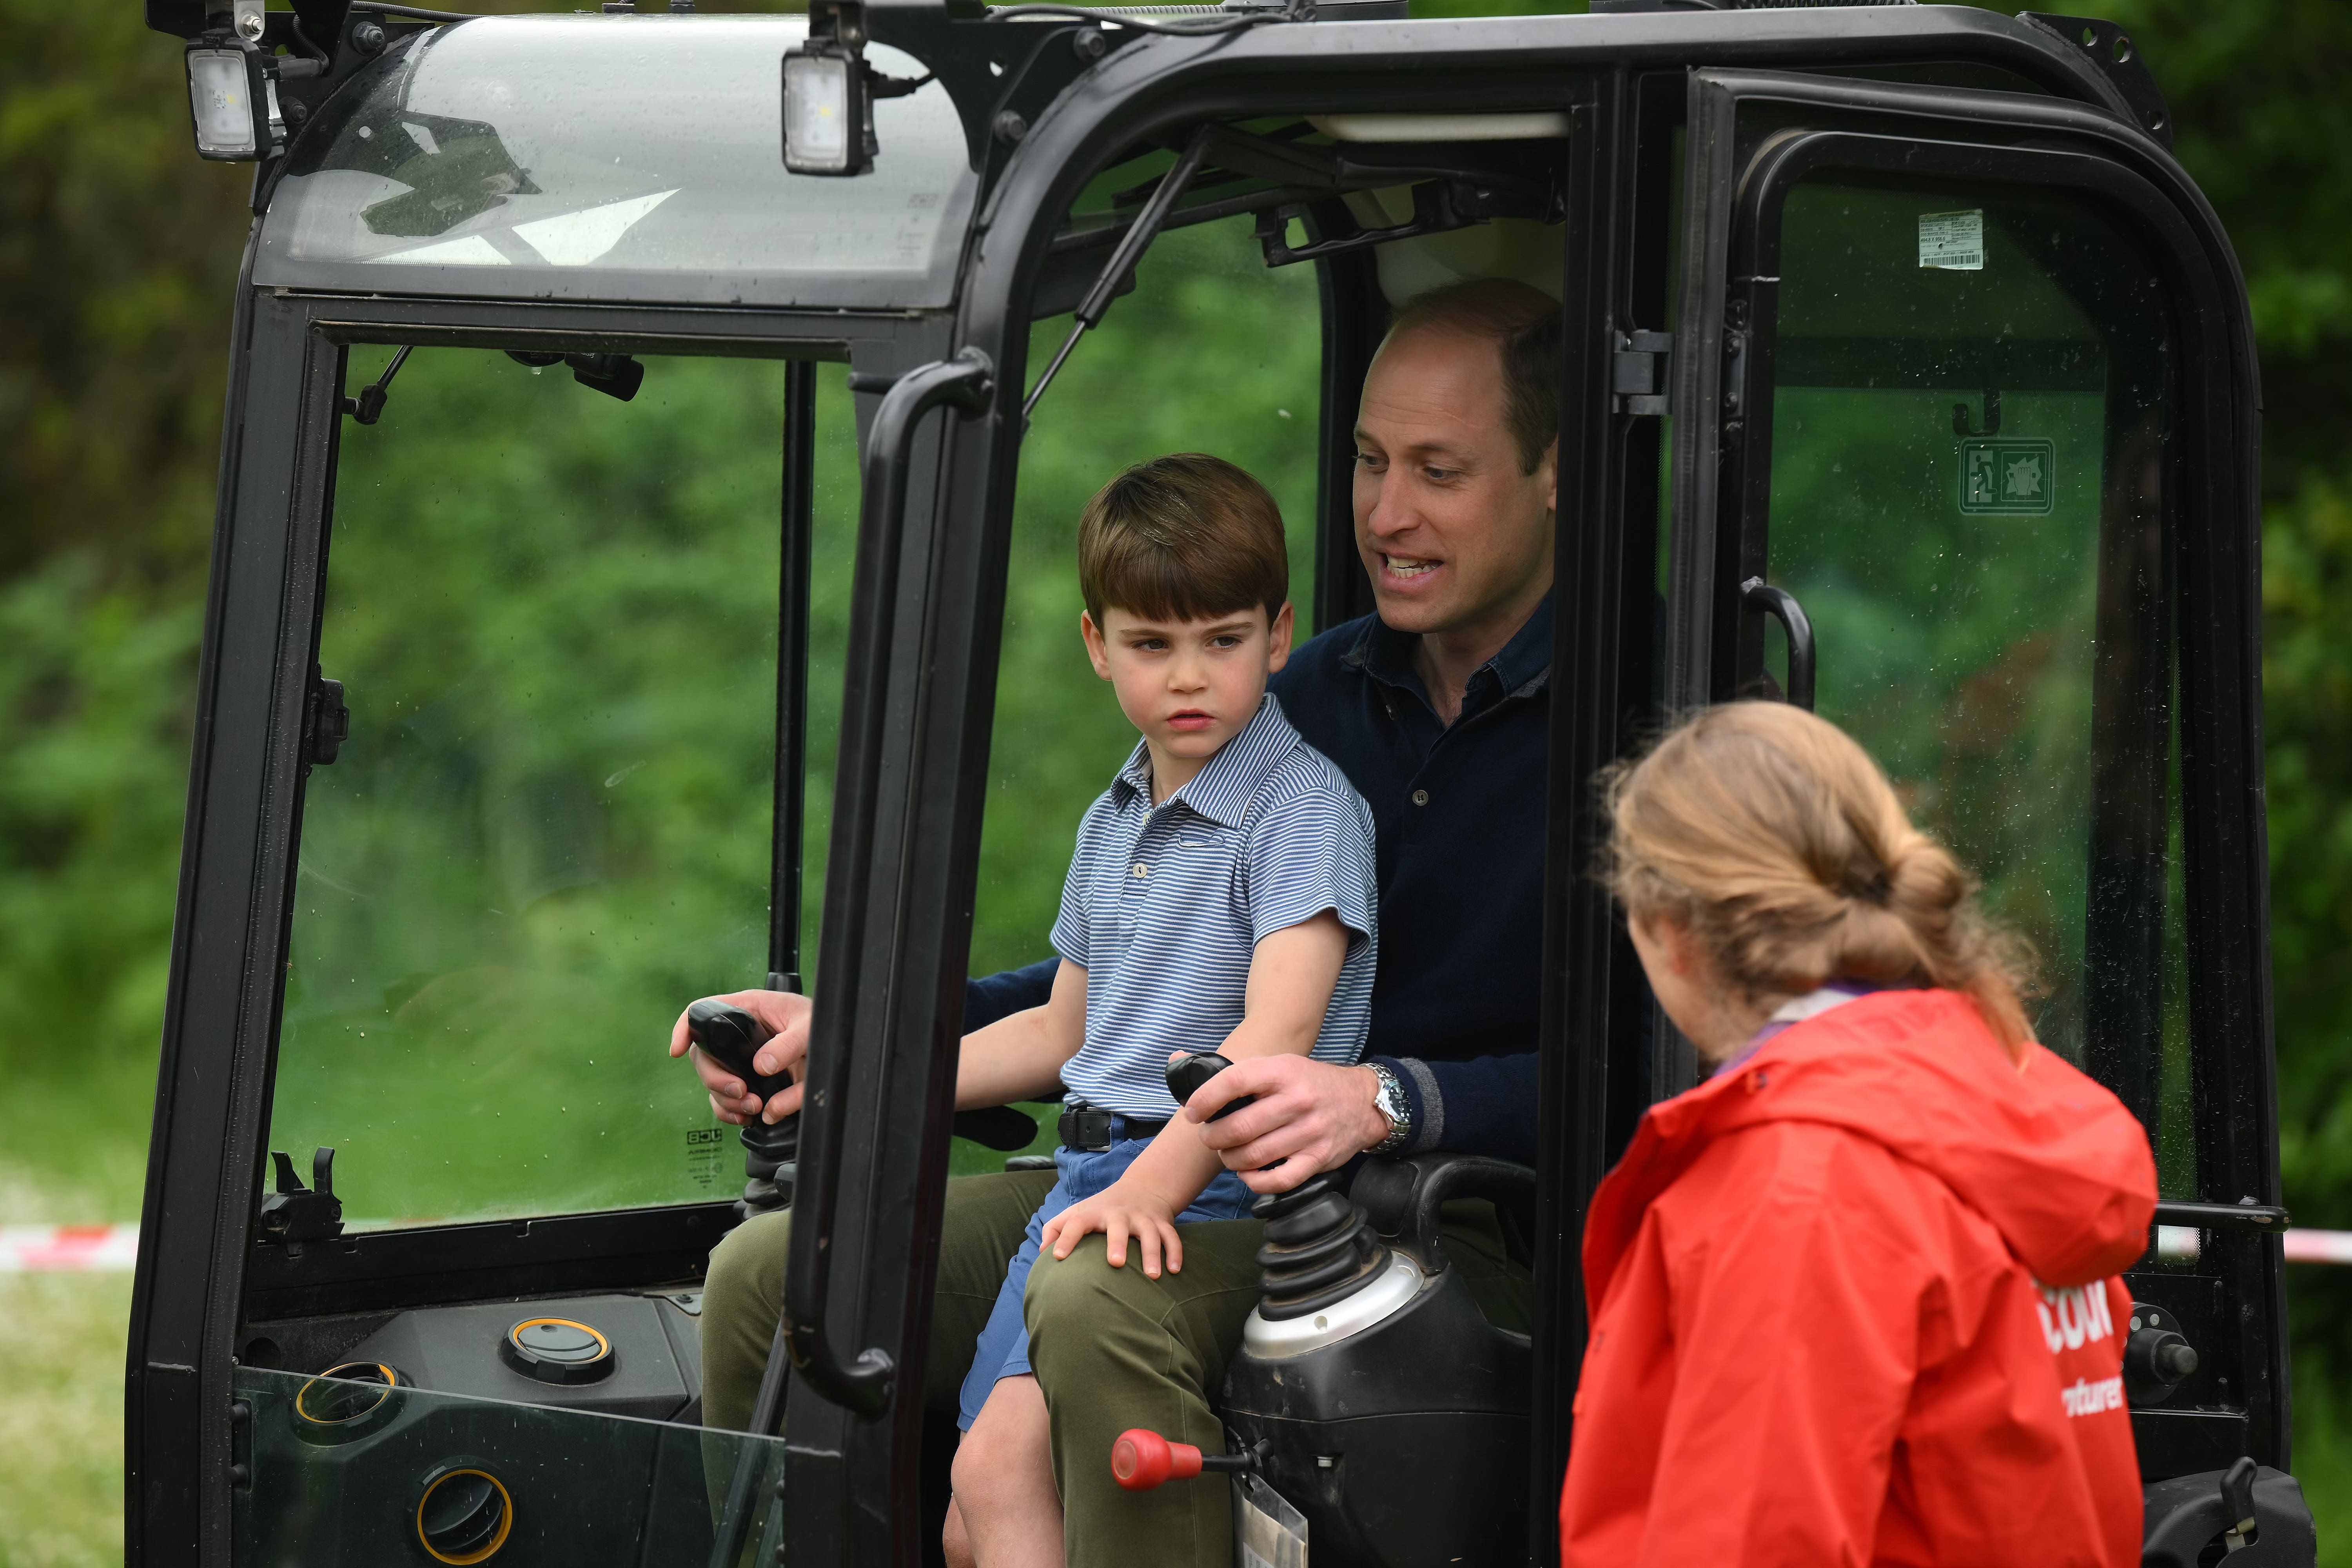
[499,1316,614,1384]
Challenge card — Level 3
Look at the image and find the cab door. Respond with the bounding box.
[1664,69,2278,1480]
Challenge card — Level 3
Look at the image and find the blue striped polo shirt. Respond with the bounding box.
[1049,695,1378,1119]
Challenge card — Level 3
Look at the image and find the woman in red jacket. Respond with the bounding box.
[1560,702,2156,1568]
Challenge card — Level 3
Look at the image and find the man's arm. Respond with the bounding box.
[1182,1047,1541,1189]
[1366,1051,1540,1167]
[671,956,1068,1126]
[670,958,1064,1125]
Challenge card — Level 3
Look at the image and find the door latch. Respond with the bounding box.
[258,1147,344,1246]
[1612,329,1672,417]
[303,676,349,767]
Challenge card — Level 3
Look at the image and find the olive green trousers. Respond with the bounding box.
[700,1170,1530,1568]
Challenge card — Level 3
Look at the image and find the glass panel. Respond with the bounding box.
[1759,178,2193,1194]
[258,16,975,309]
[270,348,845,1226]
[951,215,1325,1174]
[232,1365,784,1565]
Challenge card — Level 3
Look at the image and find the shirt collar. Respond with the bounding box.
[1342,592,1555,705]
[1108,694,1304,828]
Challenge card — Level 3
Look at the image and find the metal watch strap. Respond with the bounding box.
[1367,1062,1413,1155]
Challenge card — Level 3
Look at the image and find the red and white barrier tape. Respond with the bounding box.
[2,1224,140,1272]
[8,1222,2352,1272]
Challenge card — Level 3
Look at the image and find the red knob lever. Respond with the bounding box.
[1112,1428,1205,1491]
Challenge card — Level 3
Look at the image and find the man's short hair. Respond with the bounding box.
[1388,279,1564,475]
[1077,453,1289,626]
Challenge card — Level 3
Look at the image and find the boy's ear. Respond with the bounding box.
[1265,602,1295,674]
[1079,610,1114,681]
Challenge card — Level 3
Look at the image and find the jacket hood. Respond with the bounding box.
[1587,989,2157,1306]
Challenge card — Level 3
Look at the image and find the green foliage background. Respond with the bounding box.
[3,0,2352,1557]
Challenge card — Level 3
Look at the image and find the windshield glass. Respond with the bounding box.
[257,15,975,309]
[268,347,857,1227]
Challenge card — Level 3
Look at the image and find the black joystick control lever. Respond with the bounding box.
[1166,1051,1254,1121]
[1164,1053,1385,1320]
[688,1000,800,1217]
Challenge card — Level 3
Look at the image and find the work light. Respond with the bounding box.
[185,37,282,161]
[782,39,869,176]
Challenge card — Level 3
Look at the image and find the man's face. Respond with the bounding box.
[1081,601,1295,768]
[1351,325,1557,638]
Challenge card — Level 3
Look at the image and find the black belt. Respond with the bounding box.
[1058,1103,1169,1152]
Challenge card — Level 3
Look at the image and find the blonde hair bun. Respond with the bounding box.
[1603,702,2034,1054]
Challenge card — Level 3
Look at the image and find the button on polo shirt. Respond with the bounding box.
[1050,695,1378,1120]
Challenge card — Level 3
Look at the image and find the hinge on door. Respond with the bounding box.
[303,675,349,767]
[1612,330,1672,417]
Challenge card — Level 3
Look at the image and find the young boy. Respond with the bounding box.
[944,453,1377,1566]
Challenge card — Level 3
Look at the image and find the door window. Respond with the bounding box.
[1741,175,2194,1193]
[270,348,852,1226]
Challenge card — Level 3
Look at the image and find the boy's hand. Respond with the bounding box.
[1041,1181,1186,1278]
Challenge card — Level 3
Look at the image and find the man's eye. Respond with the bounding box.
[1423,465,1458,483]
[1355,451,1385,470]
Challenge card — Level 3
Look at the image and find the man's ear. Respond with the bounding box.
[1541,437,1560,517]
[1080,610,1114,681]
[1266,602,1295,673]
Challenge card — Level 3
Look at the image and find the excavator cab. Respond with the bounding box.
[132,0,2308,1562]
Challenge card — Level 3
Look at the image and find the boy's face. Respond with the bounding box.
[1080,601,1294,768]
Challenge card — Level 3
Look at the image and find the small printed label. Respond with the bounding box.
[686,1126,728,1189]
[1919,209,1986,270]
[1960,438,2055,515]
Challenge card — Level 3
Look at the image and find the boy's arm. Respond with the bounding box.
[955,959,1087,1110]
[1042,911,1348,1276]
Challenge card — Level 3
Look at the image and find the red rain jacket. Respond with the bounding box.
[1559,988,2156,1568]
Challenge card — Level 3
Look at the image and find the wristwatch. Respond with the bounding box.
[1365,1062,1414,1156]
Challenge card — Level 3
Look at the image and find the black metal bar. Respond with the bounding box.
[1023,127,1212,421]
[1738,576,1814,710]
[770,360,817,995]
[785,349,994,1419]
[2155,1201,2291,1231]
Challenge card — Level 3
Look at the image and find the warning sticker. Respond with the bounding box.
[1960,438,2055,515]
[1919,209,1986,271]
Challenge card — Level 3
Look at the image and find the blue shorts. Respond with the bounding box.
[955,1137,1256,1430]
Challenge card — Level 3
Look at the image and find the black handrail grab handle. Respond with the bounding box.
[784,349,995,1418]
[2153,1200,2291,1230]
[1740,575,1816,711]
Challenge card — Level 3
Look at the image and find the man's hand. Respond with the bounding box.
[668,990,811,1126]
[1183,1055,1392,1194]
[1041,1180,1187,1278]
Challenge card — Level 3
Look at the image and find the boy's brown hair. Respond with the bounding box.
[1077,453,1288,626]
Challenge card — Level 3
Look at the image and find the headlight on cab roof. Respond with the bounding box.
[185,38,281,162]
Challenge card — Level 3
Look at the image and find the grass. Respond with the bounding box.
[0,1272,131,1568]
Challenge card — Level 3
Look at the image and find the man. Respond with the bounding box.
[676,277,1560,1566]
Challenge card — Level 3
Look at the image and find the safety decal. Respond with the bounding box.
[1961,438,2056,516]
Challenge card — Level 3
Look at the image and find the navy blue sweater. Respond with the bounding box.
[967,599,1551,1167]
